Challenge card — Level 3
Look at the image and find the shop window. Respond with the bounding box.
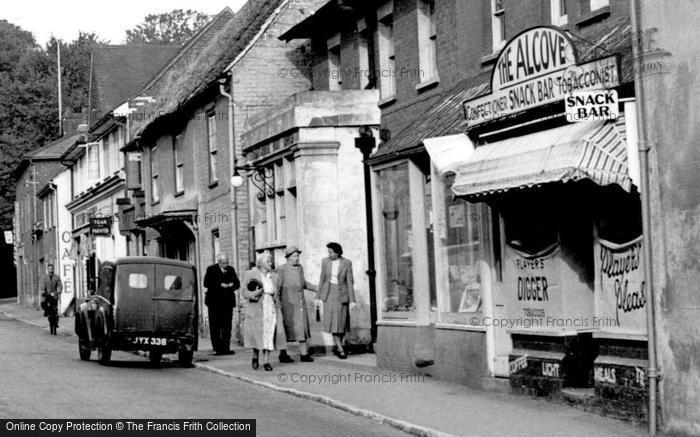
[434,173,488,317]
[377,163,414,312]
[595,188,642,244]
[501,191,559,255]
[424,173,437,310]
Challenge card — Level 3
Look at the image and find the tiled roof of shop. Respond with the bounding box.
[12,132,81,179]
[371,16,633,162]
[370,73,490,162]
[26,132,81,160]
[88,45,180,125]
[130,0,292,139]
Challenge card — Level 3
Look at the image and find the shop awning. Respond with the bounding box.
[451,119,633,197]
[423,134,475,175]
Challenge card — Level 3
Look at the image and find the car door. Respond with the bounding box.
[114,263,154,332]
[153,265,196,335]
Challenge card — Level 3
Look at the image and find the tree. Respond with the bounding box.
[125,9,210,45]
[47,32,108,114]
[0,23,105,229]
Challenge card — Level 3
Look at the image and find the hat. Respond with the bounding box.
[285,246,302,257]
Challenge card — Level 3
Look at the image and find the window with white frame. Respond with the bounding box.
[87,142,100,182]
[492,0,506,52]
[551,0,568,26]
[102,136,111,177]
[211,229,220,263]
[207,113,218,184]
[357,19,371,89]
[250,156,297,248]
[327,33,342,91]
[42,191,55,229]
[377,1,396,101]
[274,162,286,242]
[150,145,159,203]
[590,0,609,11]
[417,0,438,82]
[174,133,184,193]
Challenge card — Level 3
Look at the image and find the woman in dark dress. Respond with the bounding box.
[317,242,356,359]
[277,246,317,362]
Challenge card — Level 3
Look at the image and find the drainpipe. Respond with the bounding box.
[219,74,243,344]
[219,75,239,271]
[629,0,659,434]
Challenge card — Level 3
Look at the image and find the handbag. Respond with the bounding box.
[247,279,263,302]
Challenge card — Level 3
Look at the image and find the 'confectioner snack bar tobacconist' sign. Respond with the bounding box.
[463,26,620,127]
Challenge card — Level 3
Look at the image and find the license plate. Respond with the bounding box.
[131,336,167,346]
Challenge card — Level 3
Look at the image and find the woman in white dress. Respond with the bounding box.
[243,253,279,371]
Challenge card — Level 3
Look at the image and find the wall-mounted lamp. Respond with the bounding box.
[230,164,274,201]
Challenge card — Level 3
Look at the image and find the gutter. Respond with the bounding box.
[629,0,660,434]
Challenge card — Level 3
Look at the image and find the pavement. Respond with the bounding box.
[1,298,649,437]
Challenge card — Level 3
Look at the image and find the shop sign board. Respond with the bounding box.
[89,217,112,237]
[505,244,562,321]
[594,236,647,334]
[565,89,619,122]
[463,26,620,128]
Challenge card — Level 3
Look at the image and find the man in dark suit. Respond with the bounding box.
[203,253,240,355]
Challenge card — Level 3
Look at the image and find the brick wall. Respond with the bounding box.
[305,0,630,147]
[14,161,66,308]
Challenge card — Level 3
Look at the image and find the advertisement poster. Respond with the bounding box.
[594,236,647,334]
[505,244,561,321]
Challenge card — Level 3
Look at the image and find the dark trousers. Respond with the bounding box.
[208,304,234,352]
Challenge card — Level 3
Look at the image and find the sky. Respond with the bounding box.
[2,0,247,46]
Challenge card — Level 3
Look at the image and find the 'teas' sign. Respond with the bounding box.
[565,90,619,122]
[89,217,112,237]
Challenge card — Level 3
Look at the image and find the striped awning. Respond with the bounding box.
[451,119,633,197]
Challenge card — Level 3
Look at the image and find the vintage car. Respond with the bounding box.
[75,257,198,366]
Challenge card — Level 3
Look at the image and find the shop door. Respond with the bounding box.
[491,215,512,377]
[491,282,512,376]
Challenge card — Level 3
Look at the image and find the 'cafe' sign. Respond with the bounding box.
[463,26,620,127]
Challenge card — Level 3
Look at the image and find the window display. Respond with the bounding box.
[377,163,414,312]
[435,173,488,318]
